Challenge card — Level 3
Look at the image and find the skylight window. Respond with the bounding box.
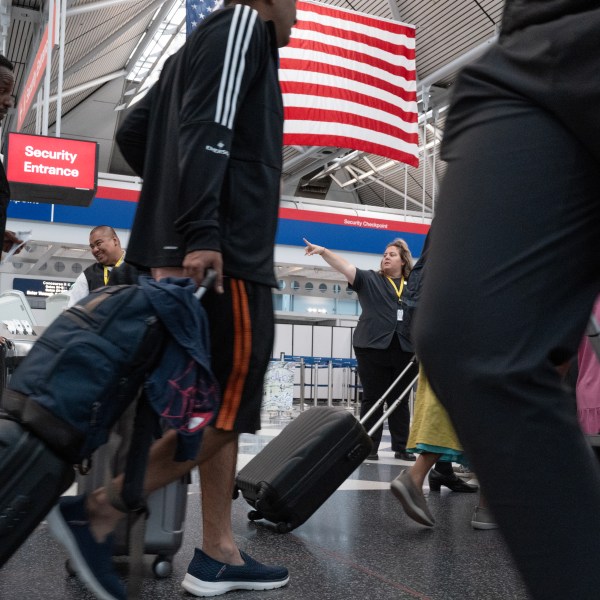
[121,0,222,109]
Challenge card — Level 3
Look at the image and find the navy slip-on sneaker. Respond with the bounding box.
[47,494,125,600]
[182,548,289,597]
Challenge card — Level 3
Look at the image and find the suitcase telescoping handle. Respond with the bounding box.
[360,356,419,437]
[193,268,217,300]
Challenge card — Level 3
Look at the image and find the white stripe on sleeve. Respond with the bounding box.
[215,5,258,129]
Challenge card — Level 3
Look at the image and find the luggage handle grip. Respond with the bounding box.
[359,355,417,427]
[194,269,217,300]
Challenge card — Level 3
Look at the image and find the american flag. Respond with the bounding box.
[186,0,222,36]
[279,1,419,167]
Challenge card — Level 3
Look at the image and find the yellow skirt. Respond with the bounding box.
[407,365,463,453]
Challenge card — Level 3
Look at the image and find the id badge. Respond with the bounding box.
[397,309,404,321]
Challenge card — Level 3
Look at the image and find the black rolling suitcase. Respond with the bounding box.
[0,329,73,564]
[0,419,74,564]
[235,357,419,532]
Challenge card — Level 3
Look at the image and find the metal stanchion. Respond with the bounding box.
[354,368,361,416]
[299,357,305,412]
[341,366,348,408]
[327,360,333,407]
[313,362,319,406]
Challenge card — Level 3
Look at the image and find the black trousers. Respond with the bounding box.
[415,11,600,600]
[354,337,416,453]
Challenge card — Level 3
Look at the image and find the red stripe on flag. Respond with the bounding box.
[283,133,420,167]
[297,1,416,37]
[284,107,419,145]
[280,58,416,103]
[285,37,415,80]
[281,81,417,124]
[292,21,416,61]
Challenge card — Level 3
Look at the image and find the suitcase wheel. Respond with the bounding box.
[248,510,262,521]
[276,521,293,534]
[152,555,173,578]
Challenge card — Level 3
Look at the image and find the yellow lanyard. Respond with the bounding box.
[386,276,404,301]
[103,254,124,285]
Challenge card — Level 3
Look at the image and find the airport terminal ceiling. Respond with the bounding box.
[0,0,504,280]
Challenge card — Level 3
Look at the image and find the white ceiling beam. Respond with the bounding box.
[283,147,325,172]
[61,0,167,82]
[385,0,403,22]
[67,0,145,17]
[336,162,429,213]
[124,0,180,75]
[418,35,498,91]
[7,6,41,25]
[126,14,184,99]
[32,69,126,106]
[308,151,361,182]
[283,147,348,178]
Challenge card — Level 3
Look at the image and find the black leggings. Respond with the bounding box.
[415,19,600,600]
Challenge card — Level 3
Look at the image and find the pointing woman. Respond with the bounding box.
[304,237,417,460]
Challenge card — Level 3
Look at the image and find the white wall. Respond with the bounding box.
[272,322,357,402]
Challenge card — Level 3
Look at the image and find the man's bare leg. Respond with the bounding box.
[85,426,232,545]
[198,429,244,565]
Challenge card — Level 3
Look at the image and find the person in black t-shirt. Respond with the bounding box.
[304,237,418,461]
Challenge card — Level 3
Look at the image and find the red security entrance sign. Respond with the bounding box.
[6,133,98,206]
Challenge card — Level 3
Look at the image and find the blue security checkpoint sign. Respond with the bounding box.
[7,181,430,258]
[277,206,429,258]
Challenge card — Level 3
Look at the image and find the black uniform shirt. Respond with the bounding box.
[350,269,413,352]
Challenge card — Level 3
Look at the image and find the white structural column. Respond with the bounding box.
[42,0,55,135]
[55,0,67,137]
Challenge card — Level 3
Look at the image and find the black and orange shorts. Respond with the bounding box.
[202,277,274,434]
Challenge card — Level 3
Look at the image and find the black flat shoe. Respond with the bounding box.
[395,451,416,461]
[428,468,478,492]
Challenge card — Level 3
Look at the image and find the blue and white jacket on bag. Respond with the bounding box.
[141,276,220,461]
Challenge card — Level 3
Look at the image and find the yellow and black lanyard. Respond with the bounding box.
[103,254,124,285]
[387,276,405,321]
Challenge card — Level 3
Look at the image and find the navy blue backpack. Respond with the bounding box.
[3,283,164,464]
